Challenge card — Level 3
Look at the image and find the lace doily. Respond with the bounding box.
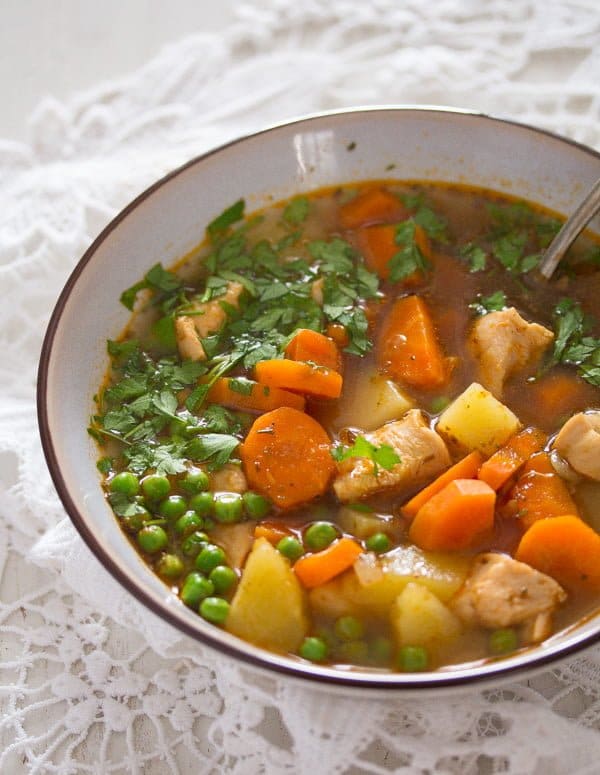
[2,1,600,772]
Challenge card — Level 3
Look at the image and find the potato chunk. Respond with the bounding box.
[391,582,462,650]
[226,538,309,653]
[437,382,521,456]
[330,371,414,432]
[309,545,470,620]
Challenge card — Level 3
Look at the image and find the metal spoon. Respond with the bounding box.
[538,177,600,279]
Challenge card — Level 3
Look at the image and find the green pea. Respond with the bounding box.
[334,615,364,642]
[155,553,184,579]
[195,544,226,574]
[181,572,214,608]
[137,525,168,554]
[370,636,393,664]
[304,521,338,552]
[365,532,391,553]
[209,565,237,594]
[190,491,214,518]
[181,469,210,494]
[299,636,328,662]
[158,495,188,520]
[141,474,171,501]
[175,510,204,536]
[181,531,210,557]
[242,491,272,519]
[213,492,244,524]
[110,471,140,497]
[336,640,369,664]
[199,596,230,625]
[397,645,429,672]
[276,536,304,562]
[489,628,519,655]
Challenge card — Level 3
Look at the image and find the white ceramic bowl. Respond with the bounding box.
[38,107,600,692]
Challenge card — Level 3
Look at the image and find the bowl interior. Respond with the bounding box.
[39,107,600,692]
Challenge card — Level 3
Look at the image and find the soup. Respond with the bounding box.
[90,181,600,673]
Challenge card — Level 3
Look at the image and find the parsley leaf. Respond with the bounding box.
[460,243,487,272]
[283,196,309,224]
[331,435,401,475]
[547,298,600,385]
[120,263,182,311]
[207,199,245,239]
[469,290,507,316]
[388,219,430,282]
[187,433,240,471]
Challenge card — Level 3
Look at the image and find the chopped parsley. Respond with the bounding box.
[207,199,245,239]
[388,220,431,283]
[547,298,600,386]
[331,436,401,474]
[460,242,487,273]
[469,290,507,317]
[283,196,309,225]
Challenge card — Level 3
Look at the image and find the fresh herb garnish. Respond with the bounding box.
[207,199,245,239]
[547,298,600,385]
[460,243,487,272]
[331,436,401,475]
[283,196,309,225]
[388,219,430,282]
[120,263,183,311]
[186,433,240,471]
[469,290,507,316]
[400,193,448,242]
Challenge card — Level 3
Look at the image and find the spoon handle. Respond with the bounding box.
[538,177,600,279]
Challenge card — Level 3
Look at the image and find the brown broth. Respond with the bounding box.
[95,180,600,673]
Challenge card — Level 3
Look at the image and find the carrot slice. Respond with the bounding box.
[207,377,306,413]
[240,407,335,510]
[402,451,484,519]
[339,188,407,230]
[356,222,431,282]
[526,372,599,424]
[478,427,547,491]
[516,515,600,591]
[506,452,579,529]
[377,295,450,390]
[254,523,292,545]
[285,329,342,372]
[254,359,343,399]
[408,479,496,552]
[294,537,363,588]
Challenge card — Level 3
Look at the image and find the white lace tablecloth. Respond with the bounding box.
[2,2,600,772]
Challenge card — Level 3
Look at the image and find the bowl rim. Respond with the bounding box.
[37,105,600,692]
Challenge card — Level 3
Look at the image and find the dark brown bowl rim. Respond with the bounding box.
[37,106,600,691]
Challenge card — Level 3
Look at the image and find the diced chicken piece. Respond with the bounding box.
[333,409,451,502]
[469,307,554,397]
[553,411,600,481]
[451,553,566,632]
[210,463,248,494]
[175,315,206,361]
[175,281,244,361]
[311,277,324,306]
[520,611,554,644]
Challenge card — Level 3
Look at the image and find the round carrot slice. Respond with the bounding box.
[240,407,335,510]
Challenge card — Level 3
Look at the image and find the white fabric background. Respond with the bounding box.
[1,1,600,772]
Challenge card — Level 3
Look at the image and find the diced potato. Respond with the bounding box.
[336,506,398,540]
[437,382,521,456]
[390,582,462,650]
[226,538,309,653]
[330,371,413,432]
[309,545,470,620]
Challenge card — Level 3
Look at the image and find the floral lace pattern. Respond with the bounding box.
[1,1,600,771]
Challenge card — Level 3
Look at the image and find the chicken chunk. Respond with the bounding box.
[553,411,600,481]
[451,553,566,631]
[469,307,554,397]
[175,281,244,361]
[333,409,451,502]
